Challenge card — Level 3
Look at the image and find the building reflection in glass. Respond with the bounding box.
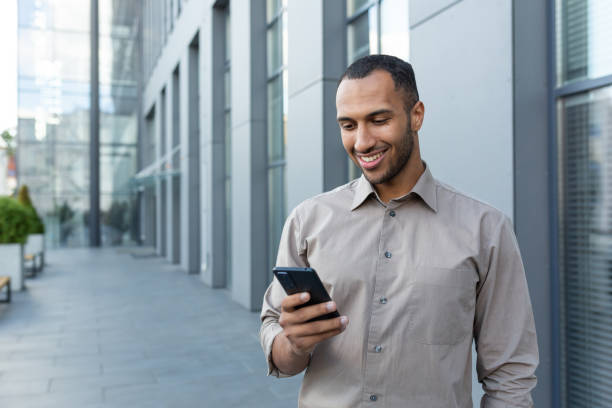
[17,0,140,247]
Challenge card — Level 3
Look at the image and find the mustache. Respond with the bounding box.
[352,146,389,155]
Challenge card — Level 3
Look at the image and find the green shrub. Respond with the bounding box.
[17,185,45,234]
[0,196,32,244]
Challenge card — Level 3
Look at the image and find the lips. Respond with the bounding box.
[357,149,387,170]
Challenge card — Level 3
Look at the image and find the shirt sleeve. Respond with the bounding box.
[259,206,309,378]
[474,215,539,407]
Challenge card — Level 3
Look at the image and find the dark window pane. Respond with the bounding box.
[347,0,371,16]
[268,165,286,277]
[267,0,281,22]
[267,76,284,162]
[347,7,378,64]
[557,0,612,85]
[267,19,282,76]
[558,86,612,408]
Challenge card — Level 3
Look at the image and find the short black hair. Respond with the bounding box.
[339,54,419,111]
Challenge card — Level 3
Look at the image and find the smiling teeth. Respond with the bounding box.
[361,152,383,163]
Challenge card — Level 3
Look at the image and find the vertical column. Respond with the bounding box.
[201,4,228,288]
[170,66,181,264]
[182,34,201,274]
[89,0,100,246]
[165,79,175,263]
[513,1,553,406]
[285,0,346,212]
[230,0,268,310]
[200,5,217,287]
[179,38,201,274]
[155,93,164,256]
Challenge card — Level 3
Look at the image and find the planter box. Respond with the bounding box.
[0,244,24,291]
[25,233,44,270]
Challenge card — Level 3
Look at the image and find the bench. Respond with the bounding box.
[24,253,38,277]
[0,277,10,303]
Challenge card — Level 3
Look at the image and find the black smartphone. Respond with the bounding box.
[273,266,340,322]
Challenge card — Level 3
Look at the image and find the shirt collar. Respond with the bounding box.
[350,162,438,212]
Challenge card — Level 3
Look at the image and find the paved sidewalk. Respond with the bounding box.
[0,248,302,408]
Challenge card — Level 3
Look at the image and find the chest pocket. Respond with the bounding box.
[403,267,477,346]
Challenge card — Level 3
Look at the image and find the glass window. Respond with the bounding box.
[98,0,141,247]
[555,1,612,406]
[557,86,612,408]
[556,0,612,85]
[347,0,371,16]
[267,19,283,76]
[223,4,232,288]
[266,0,281,22]
[380,0,409,61]
[267,0,288,279]
[17,0,91,249]
[267,75,284,162]
[347,9,377,64]
[268,165,286,279]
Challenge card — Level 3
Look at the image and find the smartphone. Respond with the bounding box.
[273,266,340,322]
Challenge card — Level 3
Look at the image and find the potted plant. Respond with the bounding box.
[18,185,45,271]
[0,196,32,291]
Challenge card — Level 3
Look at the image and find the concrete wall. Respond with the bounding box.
[228,0,269,310]
[286,0,346,212]
[512,1,553,406]
[410,1,513,405]
[142,0,206,271]
[200,2,225,288]
[410,0,514,218]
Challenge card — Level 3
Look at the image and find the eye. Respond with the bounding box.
[340,122,355,130]
[372,118,389,125]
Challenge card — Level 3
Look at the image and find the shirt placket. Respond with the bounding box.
[363,202,398,405]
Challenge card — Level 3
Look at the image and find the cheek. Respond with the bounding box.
[341,133,355,154]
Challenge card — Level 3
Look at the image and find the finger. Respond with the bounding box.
[280,300,336,326]
[293,301,337,323]
[281,292,310,312]
[288,316,348,338]
[288,326,347,354]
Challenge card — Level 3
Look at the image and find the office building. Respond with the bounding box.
[16,1,612,406]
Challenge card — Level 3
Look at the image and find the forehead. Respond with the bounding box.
[336,70,402,116]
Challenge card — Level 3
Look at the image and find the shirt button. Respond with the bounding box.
[370,394,378,401]
[384,251,392,259]
[374,345,382,353]
[389,210,396,217]
[379,296,387,304]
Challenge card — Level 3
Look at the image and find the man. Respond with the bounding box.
[260,55,538,407]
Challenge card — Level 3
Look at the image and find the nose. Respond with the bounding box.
[354,124,376,154]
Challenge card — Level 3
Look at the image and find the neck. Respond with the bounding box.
[374,143,425,204]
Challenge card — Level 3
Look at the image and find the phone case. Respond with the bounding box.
[273,267,341,322]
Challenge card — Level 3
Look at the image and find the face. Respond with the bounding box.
[336,70,422,185]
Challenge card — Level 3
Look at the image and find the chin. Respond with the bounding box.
[362,169,387,185]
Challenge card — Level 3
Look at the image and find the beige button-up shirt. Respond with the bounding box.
[260,165,538,407]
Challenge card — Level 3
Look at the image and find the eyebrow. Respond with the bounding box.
[337,109,394,122]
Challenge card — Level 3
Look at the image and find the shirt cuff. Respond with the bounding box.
[261,322,295,378]
[480,394,533,408]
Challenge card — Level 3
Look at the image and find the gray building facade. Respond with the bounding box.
[133,0,612,406]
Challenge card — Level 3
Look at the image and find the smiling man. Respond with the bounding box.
[260,55,538,407]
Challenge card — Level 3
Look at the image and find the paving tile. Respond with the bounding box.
[50,371,156,394]
[0,388,103,408]
[0,248,302,407]
[0,379,49,397]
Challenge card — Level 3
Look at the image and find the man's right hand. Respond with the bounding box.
[271,292,348,375]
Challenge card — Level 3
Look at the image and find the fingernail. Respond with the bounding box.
[326,301,336,312]
[340,316,348,327]
[300,292,309,301]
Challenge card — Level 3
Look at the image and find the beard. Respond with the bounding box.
[360,124,415,185]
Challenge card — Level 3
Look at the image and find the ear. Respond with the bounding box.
[410,101,425,132]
